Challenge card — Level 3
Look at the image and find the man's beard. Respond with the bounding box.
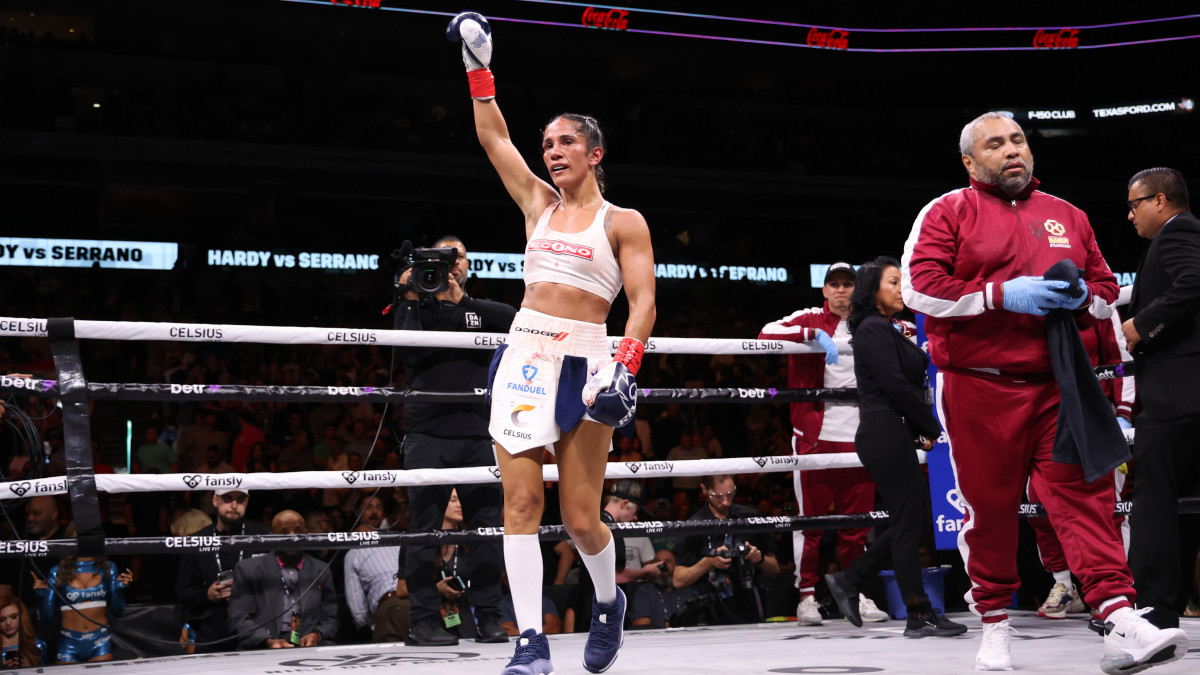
[278,551,303,566]
[218,512,244,531]
[979,157,1034,196]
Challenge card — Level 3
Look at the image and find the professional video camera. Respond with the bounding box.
[392,240,459,296]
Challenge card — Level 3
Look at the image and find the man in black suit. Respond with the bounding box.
[227,510,339,649]
[1122,166,1200,630]
[175,488,271,652]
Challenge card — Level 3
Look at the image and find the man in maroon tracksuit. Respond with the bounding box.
[901,112,1187,673]
[759,263,888,626]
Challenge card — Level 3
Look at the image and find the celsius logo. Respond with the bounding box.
[511,404,535,427]
[522,365,538,382]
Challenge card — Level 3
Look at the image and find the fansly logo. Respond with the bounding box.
[166,536,222,551]
[0,539,49,556]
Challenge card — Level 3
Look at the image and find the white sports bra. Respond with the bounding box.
[524,201,623,304]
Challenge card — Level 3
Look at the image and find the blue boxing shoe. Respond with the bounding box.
[583,588,626,673]
[501,629,553,675]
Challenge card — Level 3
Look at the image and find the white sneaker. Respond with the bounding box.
[859,596,889,623]
[1101,607,1188,675]
[797,595,823,626]
[975,619,1015,671]
[1038,582,1087,619]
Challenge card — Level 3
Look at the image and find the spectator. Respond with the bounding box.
[177,410,229,472]
[673,474,779,625]
[169,508,212,537]
[0,593,43,668]
[665,434,707,497]
[199,445,235,474]
[759,261,885,627]
[227,510,338,649]
[175,489,270,653]
[230,412,265,473]
[343,496,408,643]
[630,550,698,629]
[133,427,176,475]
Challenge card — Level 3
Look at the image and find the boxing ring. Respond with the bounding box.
[1,317,1197,674]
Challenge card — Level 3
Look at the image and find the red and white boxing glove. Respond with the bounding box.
[583,337,644,407]
[445,12,495,100]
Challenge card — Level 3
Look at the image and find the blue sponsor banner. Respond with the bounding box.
[915,315,965,550]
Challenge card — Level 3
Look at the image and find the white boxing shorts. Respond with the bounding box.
[488,308,611,454]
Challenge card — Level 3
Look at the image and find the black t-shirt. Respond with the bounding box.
[398,295,516,435]
[675,502,776,612]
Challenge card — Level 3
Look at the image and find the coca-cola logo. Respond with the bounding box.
[807,27,849,51]
[1033,29,1079,49]
[582,7,629,31]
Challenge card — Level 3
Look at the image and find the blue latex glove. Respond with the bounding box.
[813,329,839,365]
[1117,417,1132,430]
[1002,276,1072,316]
[1052,279,1090,311]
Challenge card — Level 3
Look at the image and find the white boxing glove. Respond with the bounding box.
[446,12,495,100]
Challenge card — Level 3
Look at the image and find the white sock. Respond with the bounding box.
[503,534,543,634]
[579,534,617,604]
[1052,570,1072,586]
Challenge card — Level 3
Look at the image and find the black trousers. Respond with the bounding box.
[403,432,504,623]
[1129,412,1200,628]
[844,412,930,610]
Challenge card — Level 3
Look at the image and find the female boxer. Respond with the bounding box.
[448,12,655,674]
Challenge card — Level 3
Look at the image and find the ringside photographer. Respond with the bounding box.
[673,474,779,625]
[392,235,516,647]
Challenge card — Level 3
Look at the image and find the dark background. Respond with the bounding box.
[1,0,1197,328]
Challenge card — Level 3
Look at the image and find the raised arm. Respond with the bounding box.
[447,12,558,229]
[473,100,559,228]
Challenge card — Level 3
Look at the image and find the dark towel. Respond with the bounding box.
[1043,260,1130,482]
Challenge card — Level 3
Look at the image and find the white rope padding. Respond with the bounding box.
[0,452,926,499]
[0,317,830,355]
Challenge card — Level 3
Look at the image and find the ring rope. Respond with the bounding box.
[0,316,832,354]
[0,453,919,499]
[6,498,1198,559]
[0,377,860,405]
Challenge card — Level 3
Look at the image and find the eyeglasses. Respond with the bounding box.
[707,487,737,502]
[217,493,248,504]
[1127,194,1159,214]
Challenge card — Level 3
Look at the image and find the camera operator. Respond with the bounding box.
[673,474,779,625]
[394,235,516,646]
